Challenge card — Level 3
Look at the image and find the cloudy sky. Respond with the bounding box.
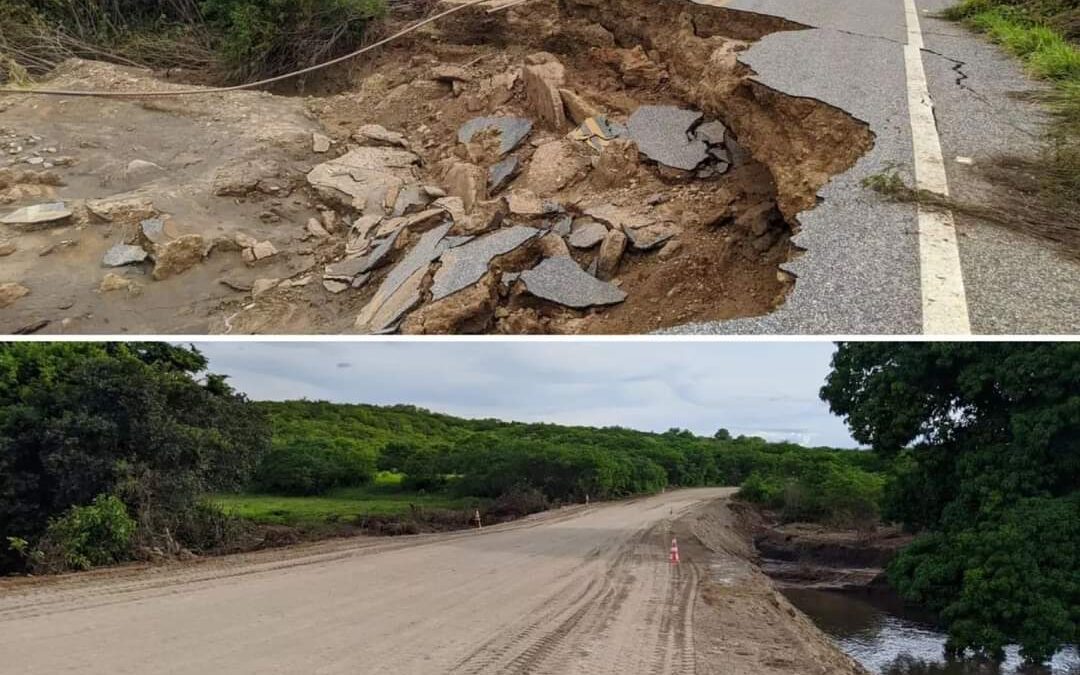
[191,341,857,448]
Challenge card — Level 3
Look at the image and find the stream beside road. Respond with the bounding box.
[782,587,1080,675]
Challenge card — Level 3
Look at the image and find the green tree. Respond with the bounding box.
[0,343,270,574]
[821,342,1080,665]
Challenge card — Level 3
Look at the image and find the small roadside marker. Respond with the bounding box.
[474,509,482,529]
[670,537,680,564]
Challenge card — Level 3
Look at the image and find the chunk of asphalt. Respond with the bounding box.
[520,256,626,308]
[624,222,679,250]
[694,120,729,146]
[325,256,371,281]
[355,266,427,334]
[359,228,403,273]
[488,156,520,194]
[1,202,71,226]
[102,244,149,267]
[626,106,708,171]
[549,214,572,237]
[140,218,170,246]
[431,225,539,300]
[457,117,533,156]
[567,219,608,248]
[356,223,452,331]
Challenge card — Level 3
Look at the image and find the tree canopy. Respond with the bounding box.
[821,342,1079,664]
[0,343,270,573]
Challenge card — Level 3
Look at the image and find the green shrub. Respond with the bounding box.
[200,0,386,81]
[37,494,136,572]
[254,440,376,496]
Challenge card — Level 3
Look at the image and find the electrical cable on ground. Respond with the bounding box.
[0,0,506,98]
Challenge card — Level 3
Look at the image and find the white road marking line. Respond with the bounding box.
[903,0,972,334]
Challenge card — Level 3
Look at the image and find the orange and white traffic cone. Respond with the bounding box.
[669,537,680,564]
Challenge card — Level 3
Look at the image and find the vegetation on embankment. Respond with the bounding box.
[821,342,1080,668]
[944,0,1080,210]
[0,0,386,84]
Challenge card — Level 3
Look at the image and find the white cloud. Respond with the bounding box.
[190,341,857,447]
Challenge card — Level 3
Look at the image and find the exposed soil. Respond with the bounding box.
[0,489,866,674]
[0,0,873,334]
[737,502,914,592]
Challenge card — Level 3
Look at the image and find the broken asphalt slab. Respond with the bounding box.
[626,106,708,171]
[519,256,627,308]
[355,223,453,333]
[457,117,533,156]
[431,225,539,300]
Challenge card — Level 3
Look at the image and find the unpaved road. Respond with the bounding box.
[0,489,863,675]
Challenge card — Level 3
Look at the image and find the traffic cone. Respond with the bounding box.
[669,537,680,564]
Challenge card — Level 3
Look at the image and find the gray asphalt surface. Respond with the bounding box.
[667,0,1079,335]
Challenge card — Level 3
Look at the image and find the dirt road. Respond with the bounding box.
[0,489,864,674]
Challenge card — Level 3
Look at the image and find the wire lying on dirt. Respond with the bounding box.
[0,0,512,98]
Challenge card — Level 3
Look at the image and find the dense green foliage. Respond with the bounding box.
[0,0,385,83]
[259,400,880,515]
[822,342,1080,665]
[0,343,270,574]
[35,494,137,572]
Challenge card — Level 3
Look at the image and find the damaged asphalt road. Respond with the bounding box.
[668,0,1080,335]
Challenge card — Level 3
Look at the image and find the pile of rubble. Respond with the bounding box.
[304,50,751,333]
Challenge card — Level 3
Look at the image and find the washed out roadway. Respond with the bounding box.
[664,0,1080,335]
[0,488,736,675]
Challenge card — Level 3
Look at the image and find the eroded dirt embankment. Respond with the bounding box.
[734,502,913,591]
[0,0,873,335]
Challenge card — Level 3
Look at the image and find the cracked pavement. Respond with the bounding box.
[667,0,1080,335]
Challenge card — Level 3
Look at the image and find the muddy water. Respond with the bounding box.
[782,588,1080,675]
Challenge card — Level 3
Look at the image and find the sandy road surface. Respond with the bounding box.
[1,489,731,674]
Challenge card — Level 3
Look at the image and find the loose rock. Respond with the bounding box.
[252,241,278,260]
[306,218,330,239]
[592,138,640,188]
[99,273,132,293]
[559,88,602,125]
[152,234,205,280]
[354,124,409,148]
[445,162,487,213]
[312,133,332,153]
[0,282,30,307]
[307,147,420,215]
[595,229,628,280]
[1,201,71,226]
[0,240,15,256]
[524,140,590,195]
[252,278,280,297]
[523,53,566,130]
[658,239,683,260]
[401,275,497,334]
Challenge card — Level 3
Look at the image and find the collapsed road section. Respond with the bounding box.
[0,0,873,334]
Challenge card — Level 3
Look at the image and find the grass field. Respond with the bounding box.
[211,473,485,526]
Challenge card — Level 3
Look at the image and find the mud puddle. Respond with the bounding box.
[0,0,873,334]
[783,588,1080,675]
